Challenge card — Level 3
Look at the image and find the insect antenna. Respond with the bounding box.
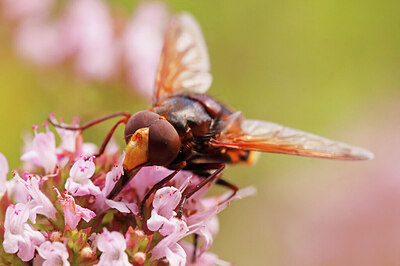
[48,112,131,131]
[48,112,132,158]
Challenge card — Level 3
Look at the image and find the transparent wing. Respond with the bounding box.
[153,13,212,104]
[211,119,374,160]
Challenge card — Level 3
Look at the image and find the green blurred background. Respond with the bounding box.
[1,0,400,265]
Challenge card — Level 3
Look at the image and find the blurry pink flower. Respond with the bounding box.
[3,203,45,261]
[37,241,70,266]
[0,160,29,202]
[0,151,9,195]
[180,241,231,266]
[65,157,101,196]
[123,2,168,98]
[61,0,118,80]
[54,118,81,154]
[95,228,131,266]
[55,188,95,229]
[14,172,57,221]
[21,125,57,174]
[15,18,66,66]
[1,0,53,21]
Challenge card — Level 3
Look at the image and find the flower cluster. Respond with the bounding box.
[0,0,169,99]
[0,120,255,265]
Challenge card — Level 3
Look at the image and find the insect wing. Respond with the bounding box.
[211,119,374,160]
[153,13,212,104]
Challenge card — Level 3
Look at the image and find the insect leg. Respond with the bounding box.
[48,111,131,131]
[94,117,128,157]
[139,161,187,218]
[192,233,199,263]
[176,163,225,219]
[215,178,239,202]
[183,164,239,198]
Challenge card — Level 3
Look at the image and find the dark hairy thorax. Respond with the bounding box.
[150,95,235,164]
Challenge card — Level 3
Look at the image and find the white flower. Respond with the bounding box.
[37,241,70,266]
[95,229,131,266]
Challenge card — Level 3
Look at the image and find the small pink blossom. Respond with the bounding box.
[148,184,195,265]
[14,172,57,221]
[65,157,100,196]
[3,203,45,261]
[55,188,96,229]
[147,186,182,235]
[123,2,168,98]
[95,229,131,266]
[61,0,117,80]
[36,241,70,266]
[21,125,57,174]
[54,117,81,154]
[147,180,191,236]
[150,217,188,266]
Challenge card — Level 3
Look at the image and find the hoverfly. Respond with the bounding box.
[50,13,373,217]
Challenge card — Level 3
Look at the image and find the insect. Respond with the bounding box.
[50,13,373,217]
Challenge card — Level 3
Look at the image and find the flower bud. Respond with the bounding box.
[133,252,146,265]
[80,246,94,259]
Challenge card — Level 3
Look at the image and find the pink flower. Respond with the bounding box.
[123,2,168,98]
[148,184,195,265]
[54,117,81,154]
[61,0,117,80]
[21,125,57,174]
[15,18,66,66]
[36,241,70,266]
[0,152,9,179]
[95,229,131,266]
[0,152,9,195]
[51,116,99,164]
[54,188,96,229]
[147,182,190,235]
[65,157,101,196]
[3,203,45,261]
[1,0,53,21]
[180,241,231,266]
[14,172,57,221]
[151,217,188,266]
[0,157,28,202]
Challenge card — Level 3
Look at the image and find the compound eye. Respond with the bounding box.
[148,119,180,166]
[124,111,160,143]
